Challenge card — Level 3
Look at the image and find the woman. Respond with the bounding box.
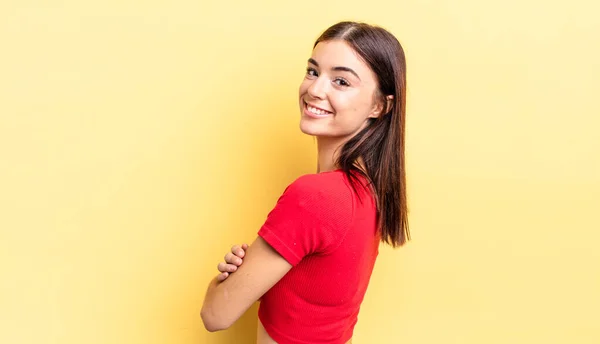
[201,21,409,344]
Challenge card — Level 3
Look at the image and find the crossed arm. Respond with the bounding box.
[200,236,292,331]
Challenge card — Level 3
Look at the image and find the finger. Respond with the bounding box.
[231,245,245,258]
[218,262,238,273]
[216,272,229,282]
[224,252,237,264]
[238,244,248,258]
[225,252,242,266]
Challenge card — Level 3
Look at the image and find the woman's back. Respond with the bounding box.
[257,170,379,344]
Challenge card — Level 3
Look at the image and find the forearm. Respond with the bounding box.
[200,277,226,332]
[201,274,256,331]
[200,237,291,332]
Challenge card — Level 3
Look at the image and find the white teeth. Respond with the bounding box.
[307,105,330,116]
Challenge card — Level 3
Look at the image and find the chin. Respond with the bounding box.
[299,120,318,136]
[299,117,327,137]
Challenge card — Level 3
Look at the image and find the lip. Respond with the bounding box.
[302,100,334,119]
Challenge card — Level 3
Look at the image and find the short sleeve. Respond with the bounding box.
[258,174,354,266]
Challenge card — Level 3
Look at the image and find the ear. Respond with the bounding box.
[368,95,394,119]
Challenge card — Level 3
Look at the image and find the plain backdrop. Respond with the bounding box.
[1,1,599,343]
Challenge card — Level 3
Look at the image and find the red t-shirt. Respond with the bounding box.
[258,170,380,344]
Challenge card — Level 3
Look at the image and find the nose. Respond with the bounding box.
[306,76,327,100]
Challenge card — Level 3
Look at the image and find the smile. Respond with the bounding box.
[303,101,333,118]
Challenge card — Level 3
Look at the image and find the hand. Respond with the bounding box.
[216,244,249,282]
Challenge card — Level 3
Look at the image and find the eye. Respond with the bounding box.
[306,67,318,78]
[333,77,350,87]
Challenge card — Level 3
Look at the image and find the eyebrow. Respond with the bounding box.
[308,58,361,81]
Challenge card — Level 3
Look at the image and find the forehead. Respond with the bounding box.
[311,40,375,79]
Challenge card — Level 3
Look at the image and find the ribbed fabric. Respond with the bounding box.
[258,170,379,344]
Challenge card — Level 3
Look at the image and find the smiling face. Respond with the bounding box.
[299,40,385,140]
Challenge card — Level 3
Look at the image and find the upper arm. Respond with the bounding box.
[201,236,292,330]
[258,174,355,265]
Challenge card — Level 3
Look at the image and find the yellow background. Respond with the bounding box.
[1,1,599,343]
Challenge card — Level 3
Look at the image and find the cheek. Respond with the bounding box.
[331,95,375,129]
[298,80,310,96]
[352,94,375,117]
[327,94,345,113]
[330,94,362,117]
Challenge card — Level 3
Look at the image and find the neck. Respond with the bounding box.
[316,136,346,173]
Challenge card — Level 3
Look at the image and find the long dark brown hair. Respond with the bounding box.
[314,21,409,247]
